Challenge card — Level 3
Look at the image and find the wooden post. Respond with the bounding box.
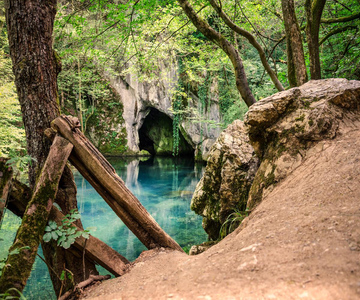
[0,135,73,293]
[51,115,183,252]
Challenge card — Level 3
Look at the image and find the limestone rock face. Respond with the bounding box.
[244,78,360,209]
[109,71,221,159]
[191,120,259,240]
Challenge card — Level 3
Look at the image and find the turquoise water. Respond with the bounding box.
[1,157,207,299]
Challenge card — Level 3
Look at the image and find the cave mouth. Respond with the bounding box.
[138,108,194,156]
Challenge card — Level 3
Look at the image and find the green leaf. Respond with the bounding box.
[51,231,59,240]
[66,227,76,235]
[45,226,52,232]
[49,221,58,230]
[43,232,52,242]
[82,232,90,239]
[60,270,66,281]
[63,241,72,249]
[53,203,62,211]
[57,236,66,245]
[73,231,82,239]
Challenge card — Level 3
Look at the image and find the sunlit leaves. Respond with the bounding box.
[0,82,26,157]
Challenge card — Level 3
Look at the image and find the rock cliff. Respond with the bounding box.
[106,70,222,158]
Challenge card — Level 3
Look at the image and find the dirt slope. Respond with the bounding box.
[81,118,360,300]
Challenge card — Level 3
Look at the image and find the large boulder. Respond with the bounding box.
[191,120,259,240]
[192,78,360,240]
[245,78,360,209]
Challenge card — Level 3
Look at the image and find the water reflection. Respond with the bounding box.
[74,156,207,261]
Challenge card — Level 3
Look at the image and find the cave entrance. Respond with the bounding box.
[138,108,193,156]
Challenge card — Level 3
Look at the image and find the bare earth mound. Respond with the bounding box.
[81,115,360,299]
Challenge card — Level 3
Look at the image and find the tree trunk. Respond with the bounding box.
[4,0,97,295]
[305,0,327,79]
[208,0,284,92]
[0,135,73,293]
[0,158,12,222]
[177,0,256,107]
[281,0,308,87]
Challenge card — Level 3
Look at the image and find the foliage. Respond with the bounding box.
[43,209,90,249]
[0,81,26,158]
[0,5,26,159]
[5,156,36,181]
[219,209,249,240]
[0,288,27,300]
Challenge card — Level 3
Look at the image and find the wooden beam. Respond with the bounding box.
[51,115,183,252]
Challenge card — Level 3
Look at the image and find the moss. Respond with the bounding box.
[52,49,62,74]
[264,165,276,188]
[194,146,203,162]
[295,114,305,122]
[0,171,60,292]
[277,143,287,157]
[17,58,27,71]
[295,123,305,133]
[138,150,151,156]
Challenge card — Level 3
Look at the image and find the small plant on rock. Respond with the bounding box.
[219,209,249,240]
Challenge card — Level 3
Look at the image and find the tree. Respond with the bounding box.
[281,0,360,83]
[207,0,284,92]
[281,0,308,87]
[177,0,256,107]
[1,0,96,296]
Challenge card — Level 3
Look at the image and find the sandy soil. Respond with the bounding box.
[80,119,360,300]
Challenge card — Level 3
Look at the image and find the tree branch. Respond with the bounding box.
[177,0,256,107]
[319,25,358,45]
[209,0,284,91]
[321,12,360,23]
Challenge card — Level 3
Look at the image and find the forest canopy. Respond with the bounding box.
[1,0,360,157]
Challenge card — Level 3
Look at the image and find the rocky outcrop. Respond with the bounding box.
[191,120,259,240]
[83,89,128,156]
[245,78,360,209]
[192,78,360,240]
[109,69,221,158]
